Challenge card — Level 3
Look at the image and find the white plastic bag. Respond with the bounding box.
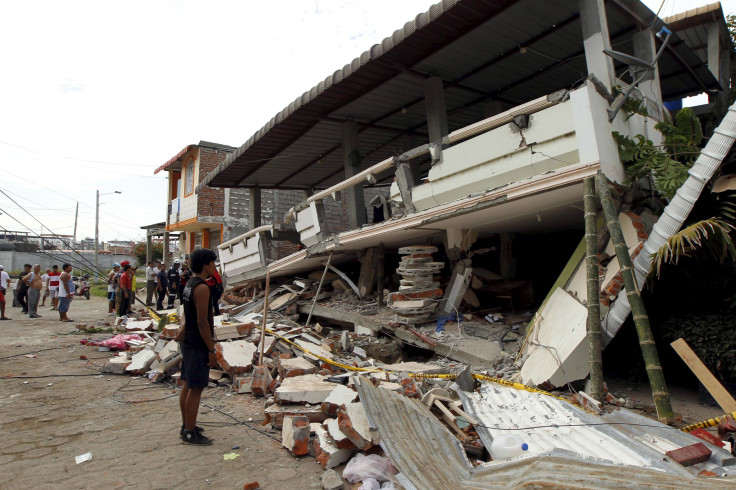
[344,453,398,483]
[359,479,396,490]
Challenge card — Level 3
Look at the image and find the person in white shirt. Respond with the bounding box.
[0,265,10,320]
[41,268,51,307]
[145,261,156,306]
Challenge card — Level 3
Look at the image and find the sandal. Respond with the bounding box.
[0,317,11,320]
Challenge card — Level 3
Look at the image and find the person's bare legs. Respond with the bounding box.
[179,382,189,426]
[184,387,204,430]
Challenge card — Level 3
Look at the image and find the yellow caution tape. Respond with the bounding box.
[680,411,736,433]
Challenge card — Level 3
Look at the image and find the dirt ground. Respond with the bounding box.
[0,295,323,489]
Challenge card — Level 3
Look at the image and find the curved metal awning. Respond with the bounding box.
[198,0,721,193]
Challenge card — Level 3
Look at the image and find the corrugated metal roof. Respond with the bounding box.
[664,2,730,70]
[354,377,733,489]
[198,0,721,193]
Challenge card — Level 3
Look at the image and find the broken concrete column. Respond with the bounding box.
[278,356,318,378]
[337,402,375,451]
[251,365,273,397]
[214,340,257,375]
[321,385,359,417]
[281,415,311,456]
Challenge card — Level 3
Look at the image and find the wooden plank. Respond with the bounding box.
[433,400,468,441]
[671,338,736,413]
[358,247,378,298]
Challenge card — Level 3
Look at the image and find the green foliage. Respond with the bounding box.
[651,218,736,277]
[132,240,163,266]
[613,107,703,200]
[660,312,736,382]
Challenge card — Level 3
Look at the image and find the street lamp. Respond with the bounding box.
[94,190,122,282]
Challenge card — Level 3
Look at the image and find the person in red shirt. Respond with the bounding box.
[205,267,223,316]
[47,265,61,310]
[118,264,133,317]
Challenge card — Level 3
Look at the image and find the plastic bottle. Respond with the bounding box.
[490,434,529,460]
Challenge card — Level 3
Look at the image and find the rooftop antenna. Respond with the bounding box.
[603,27,672,121]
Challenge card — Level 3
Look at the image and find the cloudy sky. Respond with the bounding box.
[0,0,733,244]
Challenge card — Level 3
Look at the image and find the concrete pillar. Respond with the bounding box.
[146,233,152,264]
[500,232,516,279]
[579,0,616,93]
[424,76,448,144]
[343,121,366,229]
[163,231,170,268]
[633,28,664,144]
[707,22,730,110]
[708,22,721,82]
[248,188,261,230]
[401,133,421,184]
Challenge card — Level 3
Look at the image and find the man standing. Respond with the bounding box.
[145,261,156,306]
[167,260,181,309]
[115,260,130,316]
[118,264,133,317]
[58,263,74,322]
[205,266,224,316]
[16,264,31,314]
[25,264,43,318]
[48,265,60,311]
[107,263,120,316]
[175,248,217,445]
[0,265,11,320]
[41,268,51,307]
[155,260,168,311]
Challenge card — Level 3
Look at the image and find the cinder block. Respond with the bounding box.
[666,443,712,467]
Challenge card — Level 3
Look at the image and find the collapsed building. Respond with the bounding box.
[101,0,736,487]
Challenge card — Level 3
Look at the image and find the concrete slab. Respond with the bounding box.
[156,339,179,362]
[321,385,359,416]
[312,425,353,469]
[279,356,318,378]
[265,403,328,429]
[215,340,257,375]
[520,287,589,387]
[275,374,337,404]
[337,402,375,450]
[126,348,156,374]
[325,417,354,450]
[294,339,333,362]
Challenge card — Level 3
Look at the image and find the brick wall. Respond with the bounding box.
[197,148,228,217]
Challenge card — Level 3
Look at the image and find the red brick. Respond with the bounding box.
[690,429,725,448]
[398,377,419,398]
[242,482,260,490]
[235,323,255,336]
[698,470,717,477]
[388,288,443,302]
[251,365,272,397]
[665,443,711,467]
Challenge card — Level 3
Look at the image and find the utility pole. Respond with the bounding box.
[73,202,79,248]
[94,191,99,283]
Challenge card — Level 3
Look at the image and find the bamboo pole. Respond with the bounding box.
[376,243,385,307]
[305,253,332,328]
[257,269,271,366]
[595,171,673,423]
[583,177,604,404]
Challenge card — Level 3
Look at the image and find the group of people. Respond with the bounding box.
[105,260,139,317]
[0,263,76,322]
[143,259,222,314]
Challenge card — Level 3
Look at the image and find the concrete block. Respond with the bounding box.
[215,340,257,375]
[264,403,328,429]
[161,324,180,339]
[352,346,367,359]
[126,348,156,375]
[321,338,337,352]
[312,425,353,469]
[321,469,345,490]
[102,353,131,374]
[282,415,310,456]
[321,385,359,417]
[337,402,374,450]
[125,319,153,331]
[666,443,711,467]
[275,374,337,405]
[251,365,273,397]
[279,356,318,378]
[156,339,180,362]
[354,325,375,337]
[325,418,355,450]
[257,335,276,356]
[232,375,253,394]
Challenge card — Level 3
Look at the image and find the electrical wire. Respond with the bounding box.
[0,346,70,361]
[201,401,281,443]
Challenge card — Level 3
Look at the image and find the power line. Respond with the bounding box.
[0,139,153,167]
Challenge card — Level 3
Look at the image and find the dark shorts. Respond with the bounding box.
[180,346,209,389]
[107,291,116,301]
[58,297,72,313]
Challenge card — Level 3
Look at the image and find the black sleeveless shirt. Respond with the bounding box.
[182,276,213,351]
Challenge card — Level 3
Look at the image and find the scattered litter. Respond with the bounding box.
[223,452,240,461]
[74,452,92,464]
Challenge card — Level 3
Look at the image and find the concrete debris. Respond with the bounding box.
[321,385,359,417]
[279,356,318,378]
[215,340,258,375]
[320,468,345,490]
[311,424,353,469]
[282,415,311,456]
[125,348,156,375]
[337,402,376,451]
[275,374,338,404]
